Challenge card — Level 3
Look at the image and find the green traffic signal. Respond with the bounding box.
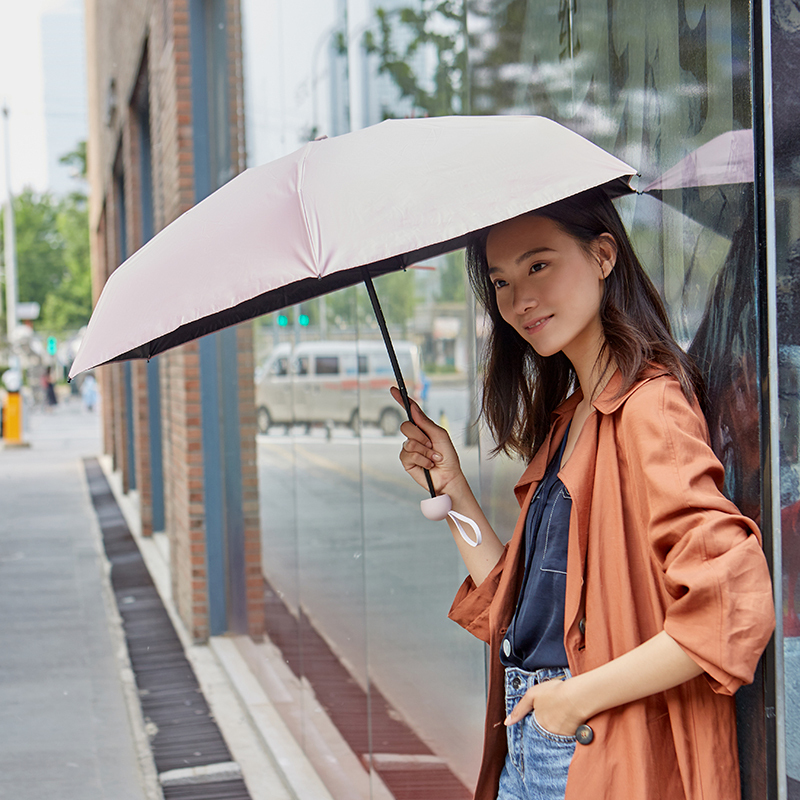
[46,336,57,355]
[298,314,310,326]
[277,314,288,327]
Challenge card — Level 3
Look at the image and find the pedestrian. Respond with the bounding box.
[42,366,58,410]
[392,186,774,800]
[81,373,98,412]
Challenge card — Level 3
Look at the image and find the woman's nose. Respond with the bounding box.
[511,283,537,315]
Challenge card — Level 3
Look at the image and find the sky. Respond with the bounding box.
[0,0,85,199]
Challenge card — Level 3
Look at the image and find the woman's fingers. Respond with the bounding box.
[505,690,535,727]
[391,387,439,436]
[505,679,584,736]
[400,437,442,471]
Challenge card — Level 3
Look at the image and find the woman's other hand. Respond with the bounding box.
[505,676,584,737]
[391,386,464,496]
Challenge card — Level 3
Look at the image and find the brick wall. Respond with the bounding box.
[85,0,263,641]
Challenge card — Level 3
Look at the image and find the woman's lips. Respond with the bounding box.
[524,315,552,334]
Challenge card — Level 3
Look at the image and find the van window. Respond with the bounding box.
[358,355,368,375]
[295,356,309,376]
[271,357,289,377]
[315,356,339,375]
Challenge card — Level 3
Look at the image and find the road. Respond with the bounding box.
[255,383,491,788]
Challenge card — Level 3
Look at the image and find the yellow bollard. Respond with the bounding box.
[2,392,29,448]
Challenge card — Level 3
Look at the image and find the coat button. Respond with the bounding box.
[576,724,594,745]
[511,675,523,690]
[502,639,512,658]
[578,617,586,635]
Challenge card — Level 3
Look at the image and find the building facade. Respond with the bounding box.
[85,0,263,641]
[85,0,797,797]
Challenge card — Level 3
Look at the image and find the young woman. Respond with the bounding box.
[392,187,774,800]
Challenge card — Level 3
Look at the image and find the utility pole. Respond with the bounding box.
[2,103,18,346]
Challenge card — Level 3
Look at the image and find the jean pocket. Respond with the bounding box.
[530,710,578,744]
[505,695,524,771]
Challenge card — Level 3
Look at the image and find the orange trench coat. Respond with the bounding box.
[449,370,775,800]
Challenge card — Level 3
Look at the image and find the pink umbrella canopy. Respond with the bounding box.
[69,115,636,379]
[643,129,754,191]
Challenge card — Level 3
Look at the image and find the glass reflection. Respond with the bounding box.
[247,0,773,796]
[772,0,800,793]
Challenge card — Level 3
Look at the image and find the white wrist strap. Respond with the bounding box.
[448,511,482,547]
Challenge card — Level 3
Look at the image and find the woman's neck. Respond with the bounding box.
[573,350,616,408]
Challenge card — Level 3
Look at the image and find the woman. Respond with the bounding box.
[393,187,774,800]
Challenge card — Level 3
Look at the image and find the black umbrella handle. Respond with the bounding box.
[363,270,436,499]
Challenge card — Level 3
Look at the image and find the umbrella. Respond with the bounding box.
[642,129,753,237]
[643,129,753,192]
[69,115,636,534]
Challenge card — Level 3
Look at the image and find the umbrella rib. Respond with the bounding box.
[296,142,321,275]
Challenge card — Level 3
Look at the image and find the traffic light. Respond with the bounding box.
[46,336,57,355]
[298,313,310,326]
[277,314,289,327]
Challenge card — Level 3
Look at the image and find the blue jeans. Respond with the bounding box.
[496,666,576,800]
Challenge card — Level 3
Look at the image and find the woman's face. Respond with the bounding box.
[485,214,615,367]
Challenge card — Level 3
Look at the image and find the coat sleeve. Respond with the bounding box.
[619,378,775,695]
[448,545,509,643]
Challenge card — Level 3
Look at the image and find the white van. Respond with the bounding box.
[255,340,422,436]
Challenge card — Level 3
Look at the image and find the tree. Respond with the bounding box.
[0,186,91,335]
[41,193,91,331]
[324,270,417,333]
[437,249,466,302]
[363,1,469,119]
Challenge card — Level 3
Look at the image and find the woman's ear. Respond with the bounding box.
[594,233,618,279]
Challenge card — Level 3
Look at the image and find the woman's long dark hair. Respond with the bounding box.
[466,186,704,461]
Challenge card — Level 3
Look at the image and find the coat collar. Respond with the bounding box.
[513,365,670,496]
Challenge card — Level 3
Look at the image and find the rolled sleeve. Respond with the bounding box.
[620,380,775,694]
[448,546,508,643]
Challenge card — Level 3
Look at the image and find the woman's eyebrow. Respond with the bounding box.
[487,247,555,274]
[515,247,554,264]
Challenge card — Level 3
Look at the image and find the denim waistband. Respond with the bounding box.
[504,665,571,694]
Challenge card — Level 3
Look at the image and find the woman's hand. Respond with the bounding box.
[503,632,705,737]
[505,676,584,737]
[391,386,465,497]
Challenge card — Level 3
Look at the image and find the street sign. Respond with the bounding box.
[16,302,40,320]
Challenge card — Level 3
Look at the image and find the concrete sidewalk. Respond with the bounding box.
[0,397,153,800]
[0,395,331,800]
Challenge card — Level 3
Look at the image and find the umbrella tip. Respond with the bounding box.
[314,134,328,141]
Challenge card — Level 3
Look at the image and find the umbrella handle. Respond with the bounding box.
[420,495,481,546]
[363,270,482,542]
[363,271,436,498]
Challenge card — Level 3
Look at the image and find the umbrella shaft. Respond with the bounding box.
[363,271,436,499]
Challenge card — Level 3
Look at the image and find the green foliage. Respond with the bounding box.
[437,250,466,302]
[1,184,91,335]
[41,194,91,331]
[324,270,417,332]
[363,1,469,119]
[59,141,88,181]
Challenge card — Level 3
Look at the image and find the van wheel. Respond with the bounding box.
[257,406,272,434]
[379,408,402,436]
[349,409,361,435]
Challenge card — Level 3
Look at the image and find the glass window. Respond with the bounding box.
[295,356,309,376]
[771,0,800,793]
[315,356,339,375]
[245,0,770,796]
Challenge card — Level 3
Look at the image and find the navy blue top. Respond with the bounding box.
[500,425,571,670]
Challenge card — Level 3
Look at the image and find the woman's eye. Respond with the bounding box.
[530,262,547,274]
[492,279,508,290]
